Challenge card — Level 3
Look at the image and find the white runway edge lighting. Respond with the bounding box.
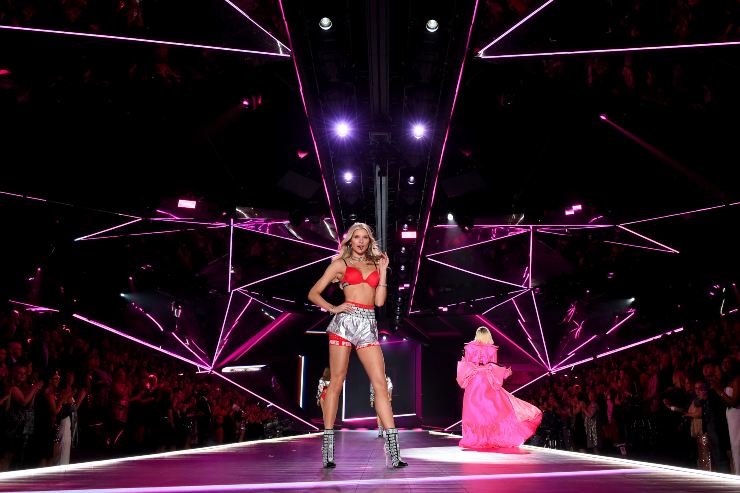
[222,365,265,373]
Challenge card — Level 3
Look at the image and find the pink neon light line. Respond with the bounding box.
[529,291,551,369]
[528,227,534,288]
[517,319,532,339]
[408,0,480,312]
[427,229,527,257]
[151,218,228,226]
[75,218,142,241]
[511,371,550,393]
[155,209,181,219]
[478,0,558,55]
[475,315,546,368]
[215,371,318,430]
[444,419,462,431]
[143,313,164,332]
[605,310,636,335]
[221,0,290,52]
[9,300,59,312]
[0,190,48,202]
[618,225,679,253]
[228,219,234,293]
[537,229,570,236]
[597,328,681,359]
[527,337,549,369]
[236,290,284,313]
[276,0,339,241]
[603,241,677,254]
[552,352,577,370]
[620,201,740,226]
[72,314,208,369]
[433,223,614,228]
[427,257,528,289]
[567,334,598,356]
[235,223,337,252]
[551,356,594,373]
[479,39,740,60]
[79,226,227,240]
[343,413,416,422]
[213,298,253,365]
[211,291,236,367]
[172,333,211,369]
[234,255,334,290]
[512,297,527,324]
[217,314,292,367]
[0,25,290,57]
[481,289,530,315]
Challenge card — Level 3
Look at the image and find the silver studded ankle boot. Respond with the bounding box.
[384,428,408,468]
[322,429,336,468]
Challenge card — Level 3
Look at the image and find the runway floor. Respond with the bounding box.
[1,430,739,492]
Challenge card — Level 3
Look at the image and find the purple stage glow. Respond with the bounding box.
[478,0,558,56]
[0,25,291,57]
[0,469,657,492]
[408,0,480,312]
[72,314,208,370]
[215,371,318,430]
[479,39,740,60]
[277,0,340,240]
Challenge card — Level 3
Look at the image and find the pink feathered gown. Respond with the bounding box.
[456,341,542,449]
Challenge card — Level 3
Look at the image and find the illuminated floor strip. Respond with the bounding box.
[430,431,740,483]
[0,433,320,480]
[0,469,655,493]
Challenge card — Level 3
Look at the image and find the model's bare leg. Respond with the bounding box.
[356,346,394,428]
[323,345,351,429]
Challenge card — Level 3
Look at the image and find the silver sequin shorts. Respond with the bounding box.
[326,304,379,349]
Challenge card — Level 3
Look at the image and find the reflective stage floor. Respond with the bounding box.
[1,430,738,492]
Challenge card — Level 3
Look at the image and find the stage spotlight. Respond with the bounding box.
[319,17,333,30]
[447,213,454,221]
[426,19,439,32]
[343,171,354,184]
[599,114,607,121]
[335,121,350,138]
[348,213,358,221]
[402,223,409,231]
[412,124,426,140]
[407,175,415,185]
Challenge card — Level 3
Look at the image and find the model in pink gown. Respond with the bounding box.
[456,341,542,449]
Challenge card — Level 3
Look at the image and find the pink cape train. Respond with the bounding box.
[456,341,542,449]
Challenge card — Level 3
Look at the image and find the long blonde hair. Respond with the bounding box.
[474,326,494,345]
[336,222,382,262]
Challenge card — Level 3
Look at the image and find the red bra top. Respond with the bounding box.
[342,265,380,289]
